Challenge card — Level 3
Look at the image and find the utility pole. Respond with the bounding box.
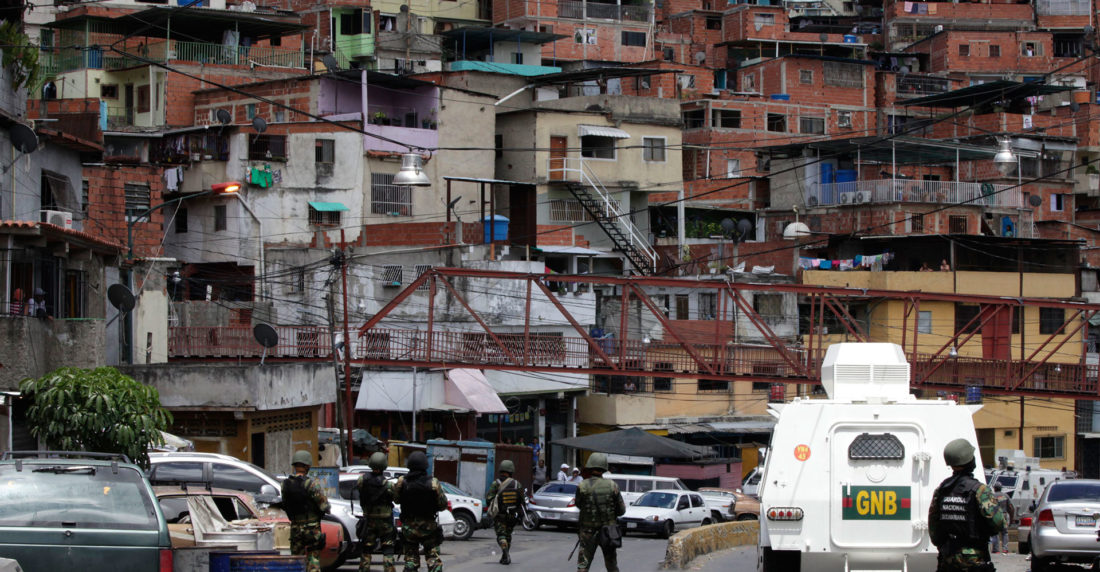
[325,284,349,465]
[338,229,356,461]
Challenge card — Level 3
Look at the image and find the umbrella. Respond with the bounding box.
[552,427,715,459]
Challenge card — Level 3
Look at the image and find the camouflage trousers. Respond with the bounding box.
[494,511,518,551]
[359,517,398,572]
[401,520,443,572]
[577,526,617,572]
[936,548,994,572]
[289,521,323,572]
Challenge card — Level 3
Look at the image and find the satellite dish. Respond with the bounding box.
[737,218,753,241]
[215,109,232,125]
[10,123,38,154]
[1028,194,1043,208]
[819,33,829,43]
[107,284,136,313]
[253,323,279,348]
[1070,100,1081,112]
[321,54,340,72]
[720,218,736,236]
[448,196,462,209]
[694,51,707,64]
[400,4,409,11]
[251,117,267,133]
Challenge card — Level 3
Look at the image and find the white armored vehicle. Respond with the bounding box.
[758,343,984,572]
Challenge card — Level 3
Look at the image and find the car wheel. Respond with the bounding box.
[1017,539,1029,554]
[659,520,675,539]
[711,511,725,523]
[736,513,758,521]
[701,517,712,526]
[451,511,475,541]
[1031,556,1052,572]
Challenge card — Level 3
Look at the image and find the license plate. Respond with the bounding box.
[626,522,637,529]
[1076,515,1096,527]
[539,512,556,520]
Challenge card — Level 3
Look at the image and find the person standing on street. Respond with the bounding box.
[929,439,1004,572]
[281,450,330,572]
[394,451,447,572]
[574,453,626,572]
[556,463,570,482]
[533,458,547,490]
[569,467,583,483]
[989,484,1014,555]
[486,460,524,565]
[358,452,397,572]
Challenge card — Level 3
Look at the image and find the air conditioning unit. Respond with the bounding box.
[839,191,855,204]
[854,191,870,203]
[41,209,73,229]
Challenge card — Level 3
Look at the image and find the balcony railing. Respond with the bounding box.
[558,0,651,21]
[809,179,1019,208]
[895,74,952,99]
[46,40,304,75]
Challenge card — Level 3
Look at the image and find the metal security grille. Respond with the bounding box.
[848,433,904,460]
[371,173,412,216]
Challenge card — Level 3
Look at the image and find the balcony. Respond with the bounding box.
[558,0,652,21]
[895,74,953,99]
[47,39,304,75]
[809,179,1019,208]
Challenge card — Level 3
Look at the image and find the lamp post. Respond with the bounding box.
[126,182,241,259]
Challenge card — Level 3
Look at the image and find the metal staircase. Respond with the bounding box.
[550,158,657,275]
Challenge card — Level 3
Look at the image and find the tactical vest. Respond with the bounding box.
[283,475,319,522]
[497,479,522,511]
[578,477,618,527]
[360,473,393,518]
[933,474,987,547]
[399,475,437,520]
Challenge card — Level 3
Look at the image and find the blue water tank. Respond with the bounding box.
[483,215,509,243]
[836,169,858,183]
[966,386,982,404]
[843,34,858,43]
[820,163,835,184]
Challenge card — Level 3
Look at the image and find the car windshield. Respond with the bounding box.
[994,475,1018,488]
[635,492,678,509]
[539,483,578,495]
[440,482,470,497]
[0,464,159,529]
[1046,482,1100,503]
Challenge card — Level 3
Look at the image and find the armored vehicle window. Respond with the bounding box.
[848,433,904,461]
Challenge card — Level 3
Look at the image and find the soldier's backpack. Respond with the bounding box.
[488,478,522,518]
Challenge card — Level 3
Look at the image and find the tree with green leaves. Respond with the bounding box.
[19,367,172,469]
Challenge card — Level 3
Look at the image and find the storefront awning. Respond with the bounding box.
[446,369,508,413]
[578,125,630,139]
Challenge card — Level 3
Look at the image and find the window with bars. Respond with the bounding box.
[308,206,341,226]
[753,294,784,325]
[124,183,151,218]
[799,117,825,134]
[287,267,305,294]
[382,265,403,287]
[214,205,227,231]
[549,199,593,222]
[908,212,924,233]
[315,139,335,165]
[371,173,412,216]
[249,135,287,161]
[823,61,864,88]
[699,292,717,320]
[1034,435,1064,459]
[653,362,674,392]
[949,215,968,234]
[848,433,905,460]
[697,378,728,392]
[415,265,431,290]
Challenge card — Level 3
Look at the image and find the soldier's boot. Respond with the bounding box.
[500,548,510,565]
[498,538,511,564]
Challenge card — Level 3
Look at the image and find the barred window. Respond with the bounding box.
[416,264,432,291]
[124,183,150,218]
[549,199,592,222]
[823,61,864,88]
[799,117,825,135]
[848,433,905,460]
[371,173,412,216]
[382,265,403,287]
[308,206,340,226]
[248,135,287,161]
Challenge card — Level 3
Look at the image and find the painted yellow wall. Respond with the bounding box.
[974,397,1076,471]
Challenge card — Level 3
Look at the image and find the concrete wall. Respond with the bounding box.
[577,392,657,425]
[126,362,333,410]
[0,317,106,390]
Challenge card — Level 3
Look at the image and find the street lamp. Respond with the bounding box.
[127,182,241,259]
[393,153,431,186]
[993,138,1017,177]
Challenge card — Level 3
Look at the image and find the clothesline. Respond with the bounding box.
[799,251,895,271]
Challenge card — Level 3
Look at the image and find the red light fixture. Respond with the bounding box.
[211,181,242,194]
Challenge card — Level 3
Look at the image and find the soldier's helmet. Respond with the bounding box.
[407,451,429,471]
[368,452,388,472]
[943,438,975,466]
[585,452,609,471]
[499,460,515,474]
[292,450,313,467]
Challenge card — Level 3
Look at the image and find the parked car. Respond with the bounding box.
[334,473,457,540]
[741,467,763,497]
[343,465,408,480]
[1018,512,1033,554]
[153,485,344,571]
[528,481,580,528]
[618,490,712,539]
[698,487,760,521]
[438,481,485,540]
[0,451,173,572]
[148,452,362,562]
[608,474,689,505]
[1029,479,1100,572]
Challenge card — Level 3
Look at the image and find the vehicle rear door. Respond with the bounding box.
[830,423,925,550]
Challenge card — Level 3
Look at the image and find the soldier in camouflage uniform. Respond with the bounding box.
[574,453,626,572]
[486,460,524,565]
[281,450,331,572]
[393,451,447,572]
[929,439,1005,572]
[358,452,397,572]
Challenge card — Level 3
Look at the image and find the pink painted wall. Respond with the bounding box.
[657,461,742,489]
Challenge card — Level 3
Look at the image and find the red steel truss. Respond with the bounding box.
[169,267,1100,399]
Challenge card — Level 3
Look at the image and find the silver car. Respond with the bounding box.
[1029,479,1100,571]
[529,481,580,528]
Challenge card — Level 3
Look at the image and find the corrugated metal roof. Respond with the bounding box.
[578,124,631,139]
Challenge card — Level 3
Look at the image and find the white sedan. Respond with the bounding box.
[617,490,712,538]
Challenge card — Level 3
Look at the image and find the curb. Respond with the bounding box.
[661,520,760,569]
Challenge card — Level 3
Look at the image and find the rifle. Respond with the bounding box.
[567,538,580,561]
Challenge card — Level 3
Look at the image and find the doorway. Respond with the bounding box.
[549,136,567,181]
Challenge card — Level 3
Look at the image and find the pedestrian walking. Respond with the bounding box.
[486,460,524,565]
[989,483,1014,555]
[281,450,330,572]
[358,452,397,572]
[394,452,447,572]
[574,453,625,572]
[929,439,1005,571]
